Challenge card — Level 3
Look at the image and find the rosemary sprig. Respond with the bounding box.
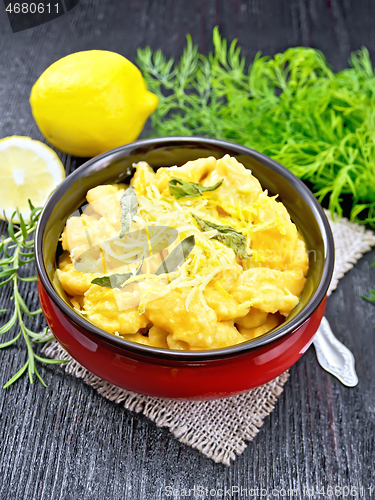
[0,201,66,388]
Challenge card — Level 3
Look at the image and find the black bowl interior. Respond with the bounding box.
[36,137,334,359]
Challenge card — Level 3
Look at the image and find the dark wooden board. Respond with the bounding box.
[0,1,375,498]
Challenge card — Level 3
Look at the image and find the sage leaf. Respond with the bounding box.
[192,214,251,259]
[91,272,132,289]
[119,186,138,238]
[91,261,143,289]
[169,178,223,200]
[155,235,195,275]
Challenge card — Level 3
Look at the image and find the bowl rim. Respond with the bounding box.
[35,136,334,361]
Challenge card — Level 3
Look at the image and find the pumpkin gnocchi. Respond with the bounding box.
[57,155,309,350]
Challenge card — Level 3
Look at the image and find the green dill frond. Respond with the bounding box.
[137,28,375,227]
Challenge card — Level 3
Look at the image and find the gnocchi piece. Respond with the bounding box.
[70,295,84,310]
[250,194,309,273]
[233,267,306,315]
[212,321,246,348]
[131,161,156,196]
[234,308,269,329]
[83,285,150,335]
[86,184,124,230]
[61,216,89,253]
[148,325,169,349]
[58,251,72,271]
[86,184,120,203]
[150,156,218,196]
[202,155,262,205]
[237,314,282,340]
[120,333,151,346]
[144,287,219,349]
[203,282,249,321]
[56,264,97,296]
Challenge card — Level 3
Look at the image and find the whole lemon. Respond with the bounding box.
[30,50,158,157]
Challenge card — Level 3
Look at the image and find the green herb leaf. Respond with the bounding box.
[119,186,138,238]
[34,354,69,365]
[19,257,35,265]
[33,365,47,387]
[0,309,17,334]
[192,214,251,259]
[29,307,42,316]
[0,275,15,288]
[155,235,195,275]
[14,288,32,319]
[17,209,28,240]
[0,268,17,279]
[169,178,223,200]
[18,275,38,282]
[24,326,50,340]
[8,213,17,242]
[0,331,22,349]
[0,205,54,388]
[19,250,35,257]
[362,290,375,302]
[91,260,143,289]
[91,272,133,289]
[3,360,28,388]
[137,28,375,227]
[32,333,55,344]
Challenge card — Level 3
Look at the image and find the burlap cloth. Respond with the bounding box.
[42,211,375,465]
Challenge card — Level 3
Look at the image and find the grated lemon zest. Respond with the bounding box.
[214,280,232,299]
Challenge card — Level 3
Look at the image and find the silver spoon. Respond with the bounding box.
[312,316,358,387]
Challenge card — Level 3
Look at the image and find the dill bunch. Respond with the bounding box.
[137,27,375,226]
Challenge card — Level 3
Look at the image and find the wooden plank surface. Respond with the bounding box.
[0,1,375,498]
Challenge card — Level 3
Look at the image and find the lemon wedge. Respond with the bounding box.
[0,136,65,222]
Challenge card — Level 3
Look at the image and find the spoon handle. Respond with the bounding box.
[312,317,358,387]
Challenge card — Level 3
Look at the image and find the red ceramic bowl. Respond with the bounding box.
[35,137,334,400]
